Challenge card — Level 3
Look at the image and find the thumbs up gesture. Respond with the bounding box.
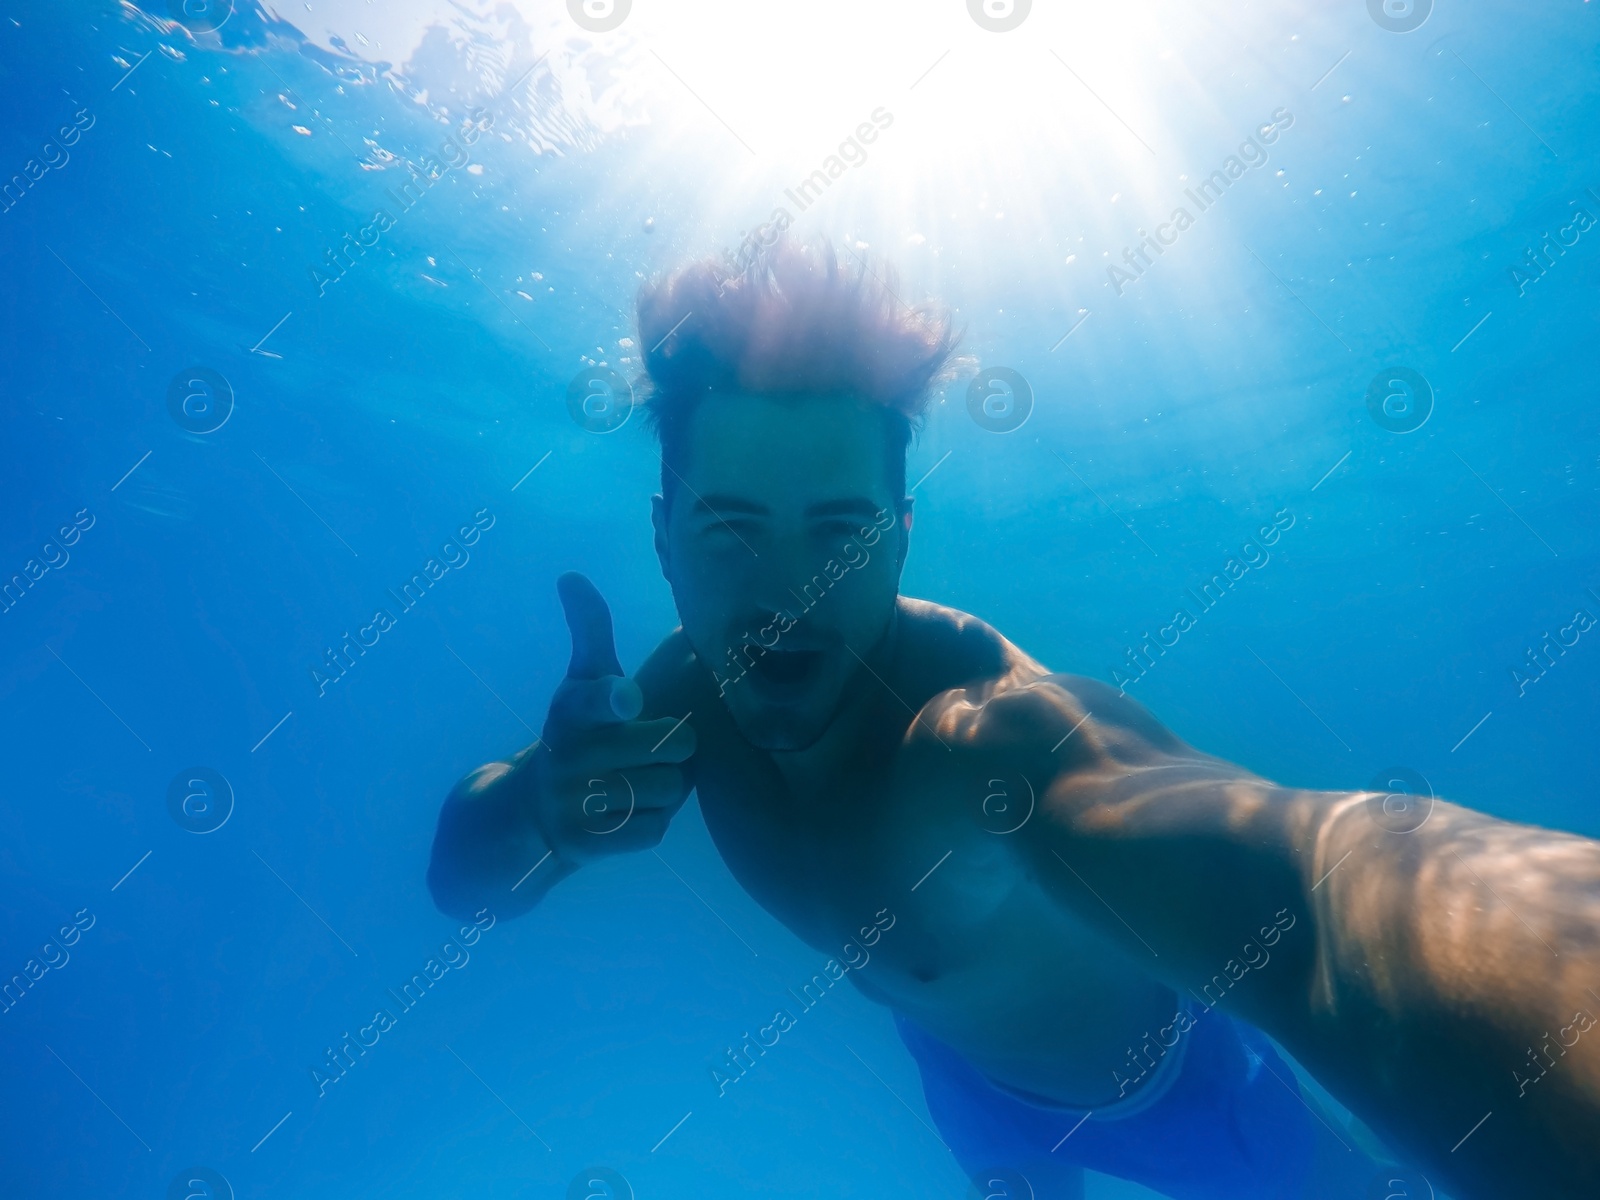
[529,572,697,865]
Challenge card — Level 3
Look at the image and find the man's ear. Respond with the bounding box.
[651,493,672,579]
[895,497,913,568]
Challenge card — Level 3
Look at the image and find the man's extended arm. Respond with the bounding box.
[981,675,1599,1199]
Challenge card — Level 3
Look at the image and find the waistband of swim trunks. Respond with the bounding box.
[984,994,1199,1122]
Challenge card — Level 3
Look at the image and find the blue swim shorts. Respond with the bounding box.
[893,1001,1348,1199]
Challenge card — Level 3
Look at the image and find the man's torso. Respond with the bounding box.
[637,595,1179,1105]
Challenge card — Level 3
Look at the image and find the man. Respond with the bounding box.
[428,239,1600,1199]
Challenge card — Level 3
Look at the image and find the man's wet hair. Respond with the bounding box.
[636,237,957,507]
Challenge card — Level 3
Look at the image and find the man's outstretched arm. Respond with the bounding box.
[985,675,1600,1200]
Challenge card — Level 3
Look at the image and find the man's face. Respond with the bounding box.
[652,392,910,752]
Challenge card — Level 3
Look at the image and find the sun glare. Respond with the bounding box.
[634,1,1170,173]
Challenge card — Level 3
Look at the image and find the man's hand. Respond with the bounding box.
[426,572,695,919]
[530,572,696,866]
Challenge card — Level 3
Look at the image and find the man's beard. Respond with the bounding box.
[692,603,898,752]
[720,658,844,752]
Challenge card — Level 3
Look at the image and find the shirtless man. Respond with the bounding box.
[427,239,1600,1199]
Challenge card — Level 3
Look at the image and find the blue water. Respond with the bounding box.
[2,2,1596,1197]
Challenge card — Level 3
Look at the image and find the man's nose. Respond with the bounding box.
[749,539,822,611]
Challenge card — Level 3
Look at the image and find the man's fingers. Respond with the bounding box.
[579,810,674,855]
[557,571,624,681]
[549,675,644,729]
[545,766,688,846]
[554,711,697,767]
[609,763,692,812]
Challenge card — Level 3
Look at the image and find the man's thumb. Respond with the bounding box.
[556,571,624,680]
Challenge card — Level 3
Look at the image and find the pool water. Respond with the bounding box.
[2,2,1596,1197]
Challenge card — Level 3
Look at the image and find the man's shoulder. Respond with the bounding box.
[894,609,1197,773]
[893,595,1040,691]
[995,672,1201,763]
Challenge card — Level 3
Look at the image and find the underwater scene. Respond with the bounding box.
[2,1,1599,1198]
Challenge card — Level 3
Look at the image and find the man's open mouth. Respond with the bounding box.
[745,646,823,697]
